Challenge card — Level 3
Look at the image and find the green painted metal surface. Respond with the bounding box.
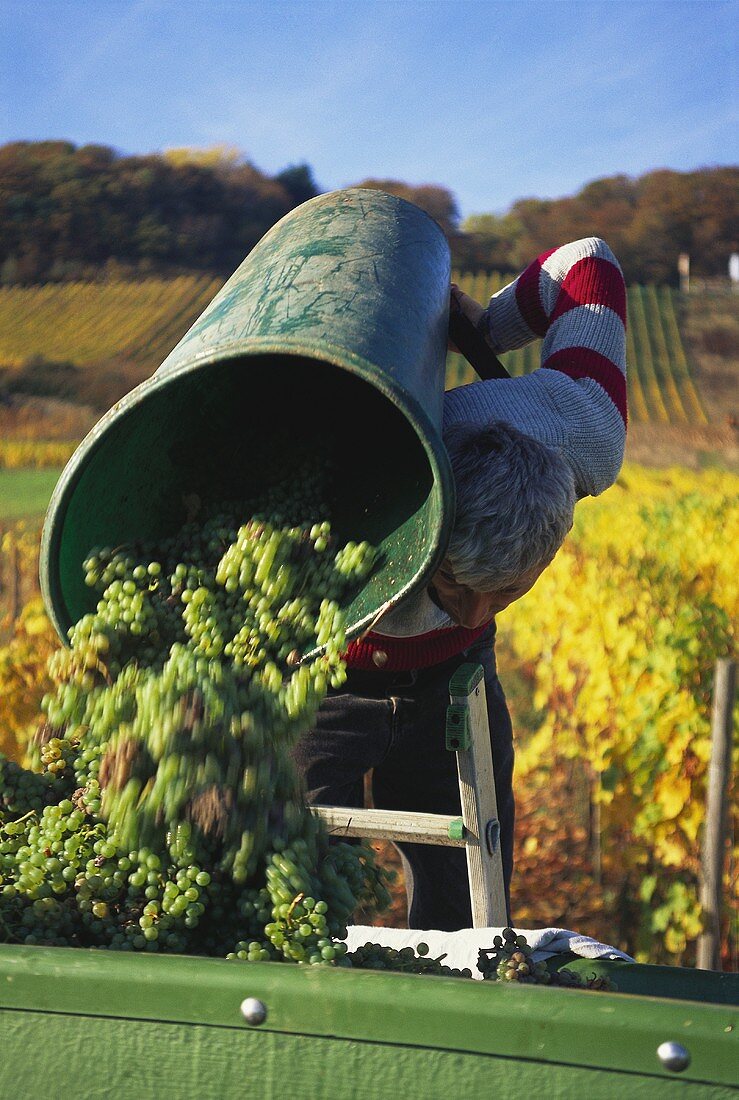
[0,945,736,1098]
[2,1011,730,1100]
[40,188,455,650]
[551,955,739,1006]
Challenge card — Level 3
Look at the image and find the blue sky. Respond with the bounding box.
[2,0,737,219]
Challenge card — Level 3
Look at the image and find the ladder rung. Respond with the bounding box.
[312,806,467,847]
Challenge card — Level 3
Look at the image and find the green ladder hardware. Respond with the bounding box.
[312,662,506,928]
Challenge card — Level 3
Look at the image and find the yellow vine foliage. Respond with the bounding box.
[0,440,77,469]
[500,463,738,962]
[0,522,55,762]
[0,598,56,763]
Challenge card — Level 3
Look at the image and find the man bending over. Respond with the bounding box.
[294,237,627,930]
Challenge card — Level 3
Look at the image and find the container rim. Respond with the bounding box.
[40,336,455,645]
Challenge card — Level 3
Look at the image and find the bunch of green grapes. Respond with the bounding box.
[477,929,617,991]
[0,756,65,818]
[1,465,393,963]
[346,940,472,978]
[477,928,551,984]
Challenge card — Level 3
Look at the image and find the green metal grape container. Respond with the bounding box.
[40,188,455,651]
[0,944,737,1098]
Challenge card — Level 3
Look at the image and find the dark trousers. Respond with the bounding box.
[292,626,514,931]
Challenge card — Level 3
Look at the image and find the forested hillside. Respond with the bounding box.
[1,141,736,286]
[457,168,739,283]
[0,142,318,284]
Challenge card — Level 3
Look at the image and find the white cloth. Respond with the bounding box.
[344,924,634,978]
[374,589,452,636]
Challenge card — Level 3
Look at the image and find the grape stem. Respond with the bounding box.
[287,892,305,919]
[0,809,37,836]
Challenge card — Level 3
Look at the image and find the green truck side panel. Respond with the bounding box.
[0,945,735,1096]
[2,1010,734,1100]
[551,956,739,1006]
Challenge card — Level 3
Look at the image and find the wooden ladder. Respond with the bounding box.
[312,662,507,927]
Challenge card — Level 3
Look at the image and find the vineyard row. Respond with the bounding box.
[0,275,707,425]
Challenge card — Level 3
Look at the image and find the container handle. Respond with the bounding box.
[448,295,510,381]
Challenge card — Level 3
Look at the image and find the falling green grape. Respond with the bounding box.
[1,464,395,964]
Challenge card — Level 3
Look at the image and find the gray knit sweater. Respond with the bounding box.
[347,237,627,660]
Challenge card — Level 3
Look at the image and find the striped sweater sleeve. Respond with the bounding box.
[443,238,627,497]
[487,237,627,425]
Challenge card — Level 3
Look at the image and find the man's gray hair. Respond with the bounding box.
[443,420,576,590]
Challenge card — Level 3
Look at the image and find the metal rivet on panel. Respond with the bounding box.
[657,1041,691,1072]
[241,997,268,1026]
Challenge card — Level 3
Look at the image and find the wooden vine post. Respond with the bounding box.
[696,658,736,971]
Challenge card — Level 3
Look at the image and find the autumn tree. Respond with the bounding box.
[351,178,460,237]
[460,168,738,283]
[0,142,735,285]
[0,141,318,282]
